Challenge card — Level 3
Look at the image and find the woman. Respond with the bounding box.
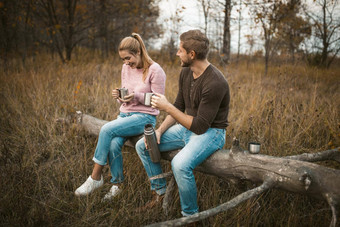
[75,33,166,201]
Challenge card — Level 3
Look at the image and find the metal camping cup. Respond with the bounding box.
[117,88,129,100]
[144,124,161,163]
[144,93,154,106]
[248,142,261,154]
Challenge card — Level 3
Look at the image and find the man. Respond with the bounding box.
[135,29,230,216]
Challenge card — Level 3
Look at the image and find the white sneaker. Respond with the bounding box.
[102,185,121,201]
[75,175,103,196]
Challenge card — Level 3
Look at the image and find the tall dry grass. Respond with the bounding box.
[0,50,339,226]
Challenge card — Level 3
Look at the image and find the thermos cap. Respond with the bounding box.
[144,124,154,135]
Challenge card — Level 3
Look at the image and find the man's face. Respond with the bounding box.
[176,42,193,67]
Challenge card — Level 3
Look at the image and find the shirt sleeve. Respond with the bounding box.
[173,69,185,112]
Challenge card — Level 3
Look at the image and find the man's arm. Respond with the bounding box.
[152,93,193,131]
[162,102,193,130]
[157,114,177,134]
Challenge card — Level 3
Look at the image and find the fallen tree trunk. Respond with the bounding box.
[62,111,340,227]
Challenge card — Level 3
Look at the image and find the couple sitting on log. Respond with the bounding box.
[74,30,230,217]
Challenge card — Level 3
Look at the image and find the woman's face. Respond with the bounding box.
[119,50,142,69]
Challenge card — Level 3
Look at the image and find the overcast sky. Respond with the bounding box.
[153,0,260,54]
[153,0,340,55]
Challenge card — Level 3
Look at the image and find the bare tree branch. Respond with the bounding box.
[145,180,275,227]
[285,148,340,163]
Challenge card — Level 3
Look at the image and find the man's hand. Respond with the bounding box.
[151,93,170,111]
[155,129,162,144]
[144,128,162,149]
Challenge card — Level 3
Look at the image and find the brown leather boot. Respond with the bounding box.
[136,191,165,212]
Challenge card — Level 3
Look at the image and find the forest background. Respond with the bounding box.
[0,0,339,226]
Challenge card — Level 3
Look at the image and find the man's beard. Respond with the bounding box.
[181,58,193,67]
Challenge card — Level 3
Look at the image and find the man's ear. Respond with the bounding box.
[190,50,196,59]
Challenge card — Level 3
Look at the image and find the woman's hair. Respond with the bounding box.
[118,33,153,82]
[180,30,209,60]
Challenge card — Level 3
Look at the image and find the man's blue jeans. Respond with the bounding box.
[135,124,226,216]
[93,112,156,184]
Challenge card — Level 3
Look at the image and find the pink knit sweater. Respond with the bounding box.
[119,62,166,115]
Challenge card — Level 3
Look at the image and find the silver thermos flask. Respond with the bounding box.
[144,124,161,163]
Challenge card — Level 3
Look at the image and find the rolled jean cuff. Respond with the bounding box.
[181,210,198,217]
[92,157,106,166]
[155,187,167,196]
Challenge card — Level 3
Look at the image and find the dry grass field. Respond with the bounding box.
[0,50,339,226]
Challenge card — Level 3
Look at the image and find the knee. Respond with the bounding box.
[135,137,146,155]
[171,156,191,174]
[99,123,111,136]
[110,137,124,151]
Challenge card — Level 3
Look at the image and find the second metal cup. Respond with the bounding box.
[144,93,154,106]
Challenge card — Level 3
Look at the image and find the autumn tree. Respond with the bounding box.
[235,0,242,63]
[195,0,231,64]
[304,0,340,68]
[161,0,184,63]
[0,0,36,65]
[0,0,27,67]
[249,0,293,75]
[32,0,91,63]
[0,0,162,64]
[106,0,161,52]
[222,0,232,64]
[197,0,211,36]
[82,0,161,58]
[274,0,311,63]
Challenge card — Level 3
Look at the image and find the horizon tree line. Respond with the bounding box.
[0,0,339,70]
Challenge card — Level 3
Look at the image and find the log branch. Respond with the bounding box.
[146,180,275,227]
[162,176,176,216]
[285,148,340,164]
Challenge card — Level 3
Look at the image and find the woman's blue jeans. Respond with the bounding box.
[135,124,226,216]
[93,112,156,184]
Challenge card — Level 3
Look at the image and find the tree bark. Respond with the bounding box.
[67,111,340,227]
[222,0,231,64]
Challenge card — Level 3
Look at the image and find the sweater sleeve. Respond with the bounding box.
[150,64,166,95]
[134,63,166,104]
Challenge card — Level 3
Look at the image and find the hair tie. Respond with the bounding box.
[130,35,136,39]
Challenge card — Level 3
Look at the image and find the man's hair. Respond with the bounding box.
[180,30,209,60]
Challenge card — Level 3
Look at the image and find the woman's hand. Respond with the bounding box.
[112,89,134,102]
[119,93,134,103]
[112,89,120,99]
